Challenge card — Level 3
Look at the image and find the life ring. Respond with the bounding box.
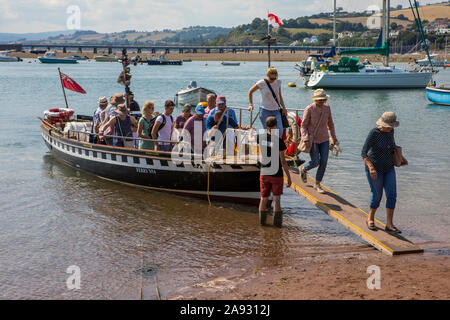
[44,108,74,123]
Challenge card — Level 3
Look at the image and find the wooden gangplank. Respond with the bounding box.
[285,168,423,256]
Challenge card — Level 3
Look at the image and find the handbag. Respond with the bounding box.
[393,146,406,167]
[264,79,289,128]
[298,107,325,153]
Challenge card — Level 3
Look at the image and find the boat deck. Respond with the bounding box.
[285,168,424,256]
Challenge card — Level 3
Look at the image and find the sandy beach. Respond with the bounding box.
[12,50,447,63]
[170,250,450,300]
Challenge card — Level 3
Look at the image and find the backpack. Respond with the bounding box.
[148,114,173,133]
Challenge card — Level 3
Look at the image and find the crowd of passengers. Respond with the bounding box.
[94,91,249,152]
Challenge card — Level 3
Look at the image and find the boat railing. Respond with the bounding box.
[61,106,305,154]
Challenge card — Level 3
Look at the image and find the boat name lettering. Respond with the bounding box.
[136,168,156,174]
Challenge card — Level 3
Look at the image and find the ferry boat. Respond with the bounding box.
[174,81,216,107]
[147,55,182,65]
[39,114,261,205]
[38,52,78,64]
[426,84,450,106]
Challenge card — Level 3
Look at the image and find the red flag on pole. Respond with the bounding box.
[268,13,283,28]
[59,71,86,94]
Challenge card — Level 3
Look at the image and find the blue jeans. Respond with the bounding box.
[304,140,329,183]
[260,108,283,136]
[365,167,397,210]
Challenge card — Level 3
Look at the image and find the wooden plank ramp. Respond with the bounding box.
[285,167,423,256]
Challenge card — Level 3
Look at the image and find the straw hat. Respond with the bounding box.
[110,93,125,105]
[376,111,399,128]
[312,88,330,101]
[98,96,108,105]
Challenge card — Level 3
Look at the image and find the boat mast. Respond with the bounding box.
[333,0,337,46]
[382,0,390,66]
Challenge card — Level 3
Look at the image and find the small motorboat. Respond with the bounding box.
[0,51,22,62]
[71,55,88,61]
[94,55,119,62]
[416,54,449,67]
[175,81,215,107]
[147,55,182,65]
[426,84,450,106]
[38,51,77,64]
[221,61,240,66]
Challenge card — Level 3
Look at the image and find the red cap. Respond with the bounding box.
[216,95,226,105]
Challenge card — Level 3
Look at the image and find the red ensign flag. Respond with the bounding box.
[60,72,86,94]
[268,13,283,28]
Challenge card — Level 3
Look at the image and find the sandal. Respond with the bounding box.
[385,226,402,234]
[366,220,377,231]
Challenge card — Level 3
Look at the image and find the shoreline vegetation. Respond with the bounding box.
[12,50,449,63]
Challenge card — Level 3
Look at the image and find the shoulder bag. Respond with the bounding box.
[298,107,325,154]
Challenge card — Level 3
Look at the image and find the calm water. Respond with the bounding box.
[0,59,449,299]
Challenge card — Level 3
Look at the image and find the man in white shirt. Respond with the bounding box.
[152,100,175,152]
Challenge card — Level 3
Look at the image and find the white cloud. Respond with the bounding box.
[0,0,445,33]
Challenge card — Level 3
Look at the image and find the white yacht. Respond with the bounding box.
[306,0,433,89]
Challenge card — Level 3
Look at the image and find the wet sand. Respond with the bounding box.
[12,51,447,63]
[170,251,450,300]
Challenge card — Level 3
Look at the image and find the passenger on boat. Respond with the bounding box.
[152,100,175,152]
[206,95,238,127]
[174,104,193,132]
[100,93,125,145]
[182,104,207,153]
[362,112,407,233]
[94,96,108,133]
[137,101,155,150]
[299,89,338,194]
[248,67,287,136]
[126,91,140,113]
[204,93,217,116]
[101,104,137,148]
[257,116,291,228]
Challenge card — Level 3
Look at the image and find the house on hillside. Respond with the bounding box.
[303,36,319,44]
[338,31,354,39]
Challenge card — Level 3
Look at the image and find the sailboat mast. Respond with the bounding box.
[333,0,336,46]
[382,0,390,66]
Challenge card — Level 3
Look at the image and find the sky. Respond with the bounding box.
[0,0,446,34]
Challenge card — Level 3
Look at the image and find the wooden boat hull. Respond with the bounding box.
[40,119,261,205]
[426,86,450,106]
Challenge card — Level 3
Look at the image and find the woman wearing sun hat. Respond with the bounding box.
[299,89,338,193]
[362,111,407,233]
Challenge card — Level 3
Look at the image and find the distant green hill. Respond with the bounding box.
[19,27,231,46]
